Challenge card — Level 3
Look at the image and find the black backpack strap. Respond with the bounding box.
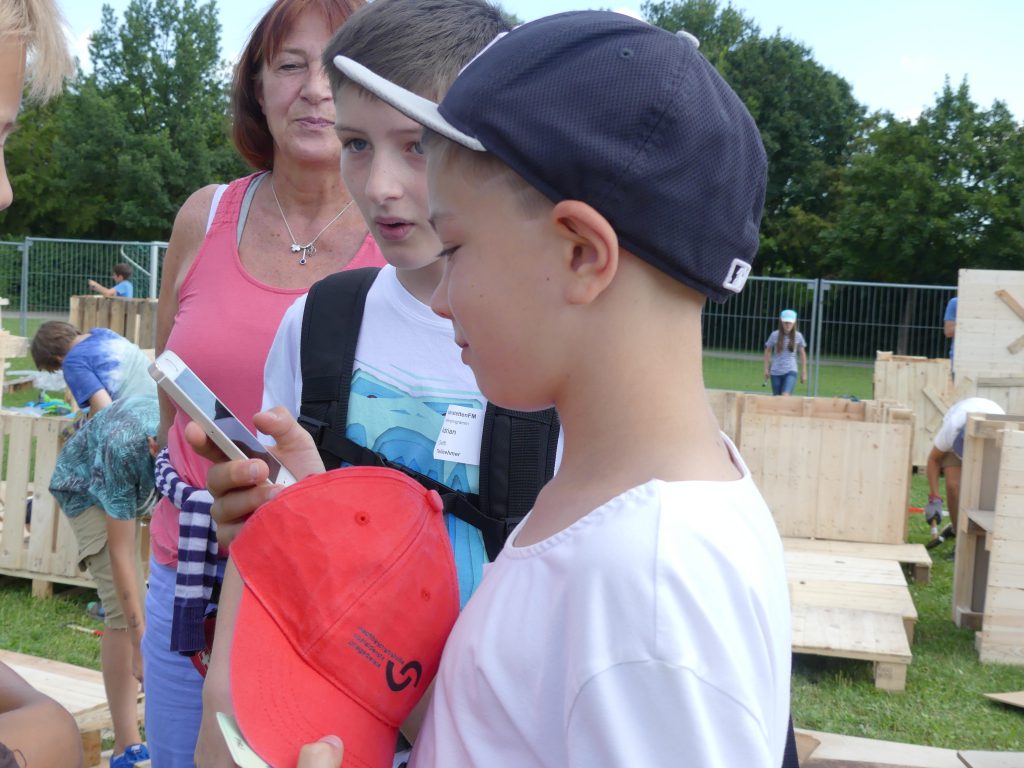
[471,404,560,560]
[298,267,381,470]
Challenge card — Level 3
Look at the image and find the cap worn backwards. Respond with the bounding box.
[335,10,768,303]
[229,467,459,768]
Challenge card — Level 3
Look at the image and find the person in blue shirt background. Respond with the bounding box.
[89,262,134,298]
[944,296,957,361]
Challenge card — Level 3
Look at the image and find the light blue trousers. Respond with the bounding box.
[142,558,204,767]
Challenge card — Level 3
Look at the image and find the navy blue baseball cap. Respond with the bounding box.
[335,11,767,302]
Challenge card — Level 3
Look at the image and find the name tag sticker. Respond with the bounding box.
[433,405,484,465]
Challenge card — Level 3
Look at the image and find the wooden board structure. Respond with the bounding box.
[873,352,953,468]
[953,270,1024,414]
[785,547,916,691]
[0,648,144,768]
[738,394,914,545]
[68,295,157,350]
[782,537,932,584]
[951,416,1024,666]
[0,411,88,596]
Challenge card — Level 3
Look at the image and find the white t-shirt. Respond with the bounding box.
[262,265,489,604]
[933,397,1005,453]
[411,438,792,768]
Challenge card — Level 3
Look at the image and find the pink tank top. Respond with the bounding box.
[150,173,384,565]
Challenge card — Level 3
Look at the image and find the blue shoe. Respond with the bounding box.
[110,743,150,768]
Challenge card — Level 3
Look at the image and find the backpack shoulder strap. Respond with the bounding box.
[450,404,559,559]
[298,267,381,469]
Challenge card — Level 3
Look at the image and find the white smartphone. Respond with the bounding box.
[149,350,297,486]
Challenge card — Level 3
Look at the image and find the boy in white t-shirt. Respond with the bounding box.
[328,13,792,766]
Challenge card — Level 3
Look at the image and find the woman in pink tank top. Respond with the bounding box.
[145,2,381,765]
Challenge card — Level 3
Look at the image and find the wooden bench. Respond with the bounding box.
[0,648,145,768]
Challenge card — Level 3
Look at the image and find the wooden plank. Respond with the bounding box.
[983,690,1024,709]
[741,411,912,544]
[797,729,962,768]
[956,269,1024,380]
[958,751,1024,768]
[0,416,33,570]
[0,648,107,714]
[785,551,910,587]
[782,538,931,570]
[790,605,911,691]
[967,509,996,533]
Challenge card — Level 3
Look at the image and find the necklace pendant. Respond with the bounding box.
[299,254,307,265]
[290,243,302,254]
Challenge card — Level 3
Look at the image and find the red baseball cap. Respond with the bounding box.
[230,467,459,768]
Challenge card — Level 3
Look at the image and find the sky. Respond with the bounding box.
[58,0,1023,122]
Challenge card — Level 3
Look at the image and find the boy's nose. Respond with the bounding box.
[430,265,453,320]
[366,158,403,205]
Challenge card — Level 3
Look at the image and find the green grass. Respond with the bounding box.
[703,354,875,399]
[2,316,48,410]
[0,581,101,670]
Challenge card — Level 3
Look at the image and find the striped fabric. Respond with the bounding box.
[153,448,219,654]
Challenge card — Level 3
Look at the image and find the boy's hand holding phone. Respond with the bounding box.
[185,407,326,546]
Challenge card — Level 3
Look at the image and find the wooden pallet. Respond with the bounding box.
[0,411,84,596]
[791,604,912,692]
[782,537,932,584]
[784,548,916,691]
[0,648,144,768]
[68,295,157,350]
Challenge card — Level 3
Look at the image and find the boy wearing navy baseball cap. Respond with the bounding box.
[325,10,790,765]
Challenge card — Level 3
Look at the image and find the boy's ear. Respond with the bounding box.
[550,200,618,306]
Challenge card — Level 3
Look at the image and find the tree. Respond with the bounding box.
[823,81,1024,284]
[0,0,246,241]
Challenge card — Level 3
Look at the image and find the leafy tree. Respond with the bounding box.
[823,81,1024,283]
[0,0,246,241]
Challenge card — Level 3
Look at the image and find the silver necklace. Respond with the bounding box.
[270,179,354,265]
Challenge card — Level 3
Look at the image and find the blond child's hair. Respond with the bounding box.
[0,0,75,102]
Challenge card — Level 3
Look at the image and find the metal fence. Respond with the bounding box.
[703,277,957,399]
[0,237,956,401]
[0,237,167,335]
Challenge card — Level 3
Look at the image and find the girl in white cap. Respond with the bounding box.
[763,309,807,395]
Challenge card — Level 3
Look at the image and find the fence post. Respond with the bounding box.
[149,243,160,299]
[810,279,824,397]
[19,238,31,337]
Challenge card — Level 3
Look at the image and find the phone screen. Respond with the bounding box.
[174,367,289,483]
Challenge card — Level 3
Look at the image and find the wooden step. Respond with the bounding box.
[790,605,912,692]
